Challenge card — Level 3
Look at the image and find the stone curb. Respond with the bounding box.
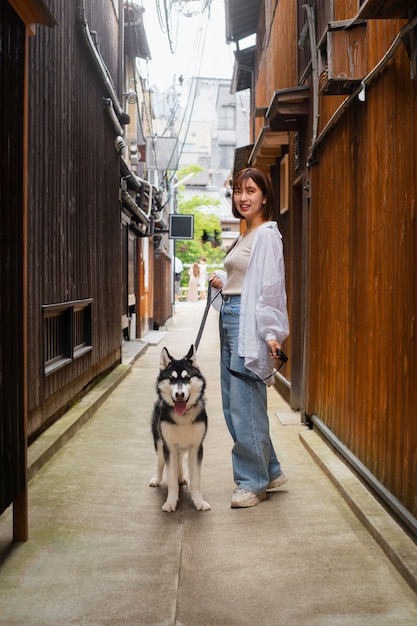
[300,428,417,595]
[27,339,151,480]
[27,364,133,481]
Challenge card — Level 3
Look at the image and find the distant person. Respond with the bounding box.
[199,257,208,300]
[209,167,289,508]
[187,262,200,302]
[174,257,183,302]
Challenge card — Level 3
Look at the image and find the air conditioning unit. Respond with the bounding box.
[319,22,367,96]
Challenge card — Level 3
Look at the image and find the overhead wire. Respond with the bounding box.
[165,3,212,178]
[133,0,214,197]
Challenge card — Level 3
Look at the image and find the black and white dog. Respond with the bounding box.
[149,345,210,512]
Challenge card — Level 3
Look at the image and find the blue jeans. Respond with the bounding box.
[220,296,283,494]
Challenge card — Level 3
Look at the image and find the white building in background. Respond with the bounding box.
[150,76,250,245]
[177,76,250,189]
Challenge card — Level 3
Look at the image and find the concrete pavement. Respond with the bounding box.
[1,301,417,625]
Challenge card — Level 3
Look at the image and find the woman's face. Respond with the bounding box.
[233,177,265,222]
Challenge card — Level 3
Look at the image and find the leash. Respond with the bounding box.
[193,282,288,383]
[194,282,221,351]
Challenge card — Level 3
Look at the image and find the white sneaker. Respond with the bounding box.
[266,474,288,492]
[231,488,267,508]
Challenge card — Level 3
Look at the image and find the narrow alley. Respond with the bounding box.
[1,302,417,625]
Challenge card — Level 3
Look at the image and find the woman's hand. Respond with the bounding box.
[209,274,223,290]
[266,339,282,360]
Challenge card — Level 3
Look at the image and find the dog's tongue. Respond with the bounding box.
[174,400,187,415]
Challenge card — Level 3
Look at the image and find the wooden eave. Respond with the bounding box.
[233,144,254,177]
[248,128,289,171]
[266,86,310,132]
[231,46,255,94]
[225,0,262,43]
[9,0,58,34]
[124,2,151,60]
[357,0,415,19]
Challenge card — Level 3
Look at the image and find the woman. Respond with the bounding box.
[187,261,200,302]
[210,167,289,508]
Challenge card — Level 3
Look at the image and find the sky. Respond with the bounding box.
[140,0,235,91]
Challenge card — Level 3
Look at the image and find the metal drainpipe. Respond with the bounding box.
[310,14,417,159]
[311,413,417,537]
[121,190,150,228]
[75,0,127,125]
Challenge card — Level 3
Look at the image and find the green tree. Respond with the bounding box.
[172,167,226,286]
[175,195,225,269]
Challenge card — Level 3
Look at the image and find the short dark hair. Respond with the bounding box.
[231,167,274,221]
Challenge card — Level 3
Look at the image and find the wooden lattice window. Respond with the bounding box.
[43,300,93,376]
[73,303,92,359]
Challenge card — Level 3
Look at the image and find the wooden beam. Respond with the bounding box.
[357,0,414,19]
[9,0,57,34]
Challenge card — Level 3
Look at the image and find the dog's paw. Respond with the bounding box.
[162,500,178,512]
[149,477,160,487]
[194,499,211,511]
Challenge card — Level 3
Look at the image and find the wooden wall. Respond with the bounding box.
[251,0,417,521]
[306,35,417,516]
[289,3,417,518]
[0,1,25,516]
[154,252,172,328]
[26,0,122,438]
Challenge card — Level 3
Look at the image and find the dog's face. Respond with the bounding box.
[157,345,205,415]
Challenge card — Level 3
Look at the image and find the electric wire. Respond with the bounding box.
[132,0,216,197]
[166,5,211,178]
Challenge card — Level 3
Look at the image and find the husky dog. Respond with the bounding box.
[149,345,210,512]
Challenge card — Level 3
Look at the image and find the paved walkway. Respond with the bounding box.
[1,301,417,625]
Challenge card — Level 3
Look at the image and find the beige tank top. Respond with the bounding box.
[222,228,257,296]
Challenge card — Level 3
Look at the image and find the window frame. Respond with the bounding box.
[43,299,93,376]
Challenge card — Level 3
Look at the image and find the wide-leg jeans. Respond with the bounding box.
[220,296,283,494]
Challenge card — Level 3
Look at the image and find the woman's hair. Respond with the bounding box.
[231,167,274,221]
[192,262,200,277]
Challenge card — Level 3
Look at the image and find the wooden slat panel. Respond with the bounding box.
[304,16,417,518]
[26,0,122,439]
[0,2,25,515]
[153,253,172,328]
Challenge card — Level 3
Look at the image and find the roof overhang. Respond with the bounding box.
[356,0,415,19]
[266,86,310,131]
[9,0,58,34]
[231,46,255,94]
[248,128,289,172]
[232,144,254,177]
[121,190,150,235]
[225,0,262,44]
[124,2,151,60]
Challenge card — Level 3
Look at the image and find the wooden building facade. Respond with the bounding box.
[226,0,417,535]
[1,0,172,538]
[26,0,122,438]
[1,0,57,540]
[24,0,168,440]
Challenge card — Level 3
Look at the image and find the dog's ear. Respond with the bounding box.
[160,347,173,370]
[185,345,197,366]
